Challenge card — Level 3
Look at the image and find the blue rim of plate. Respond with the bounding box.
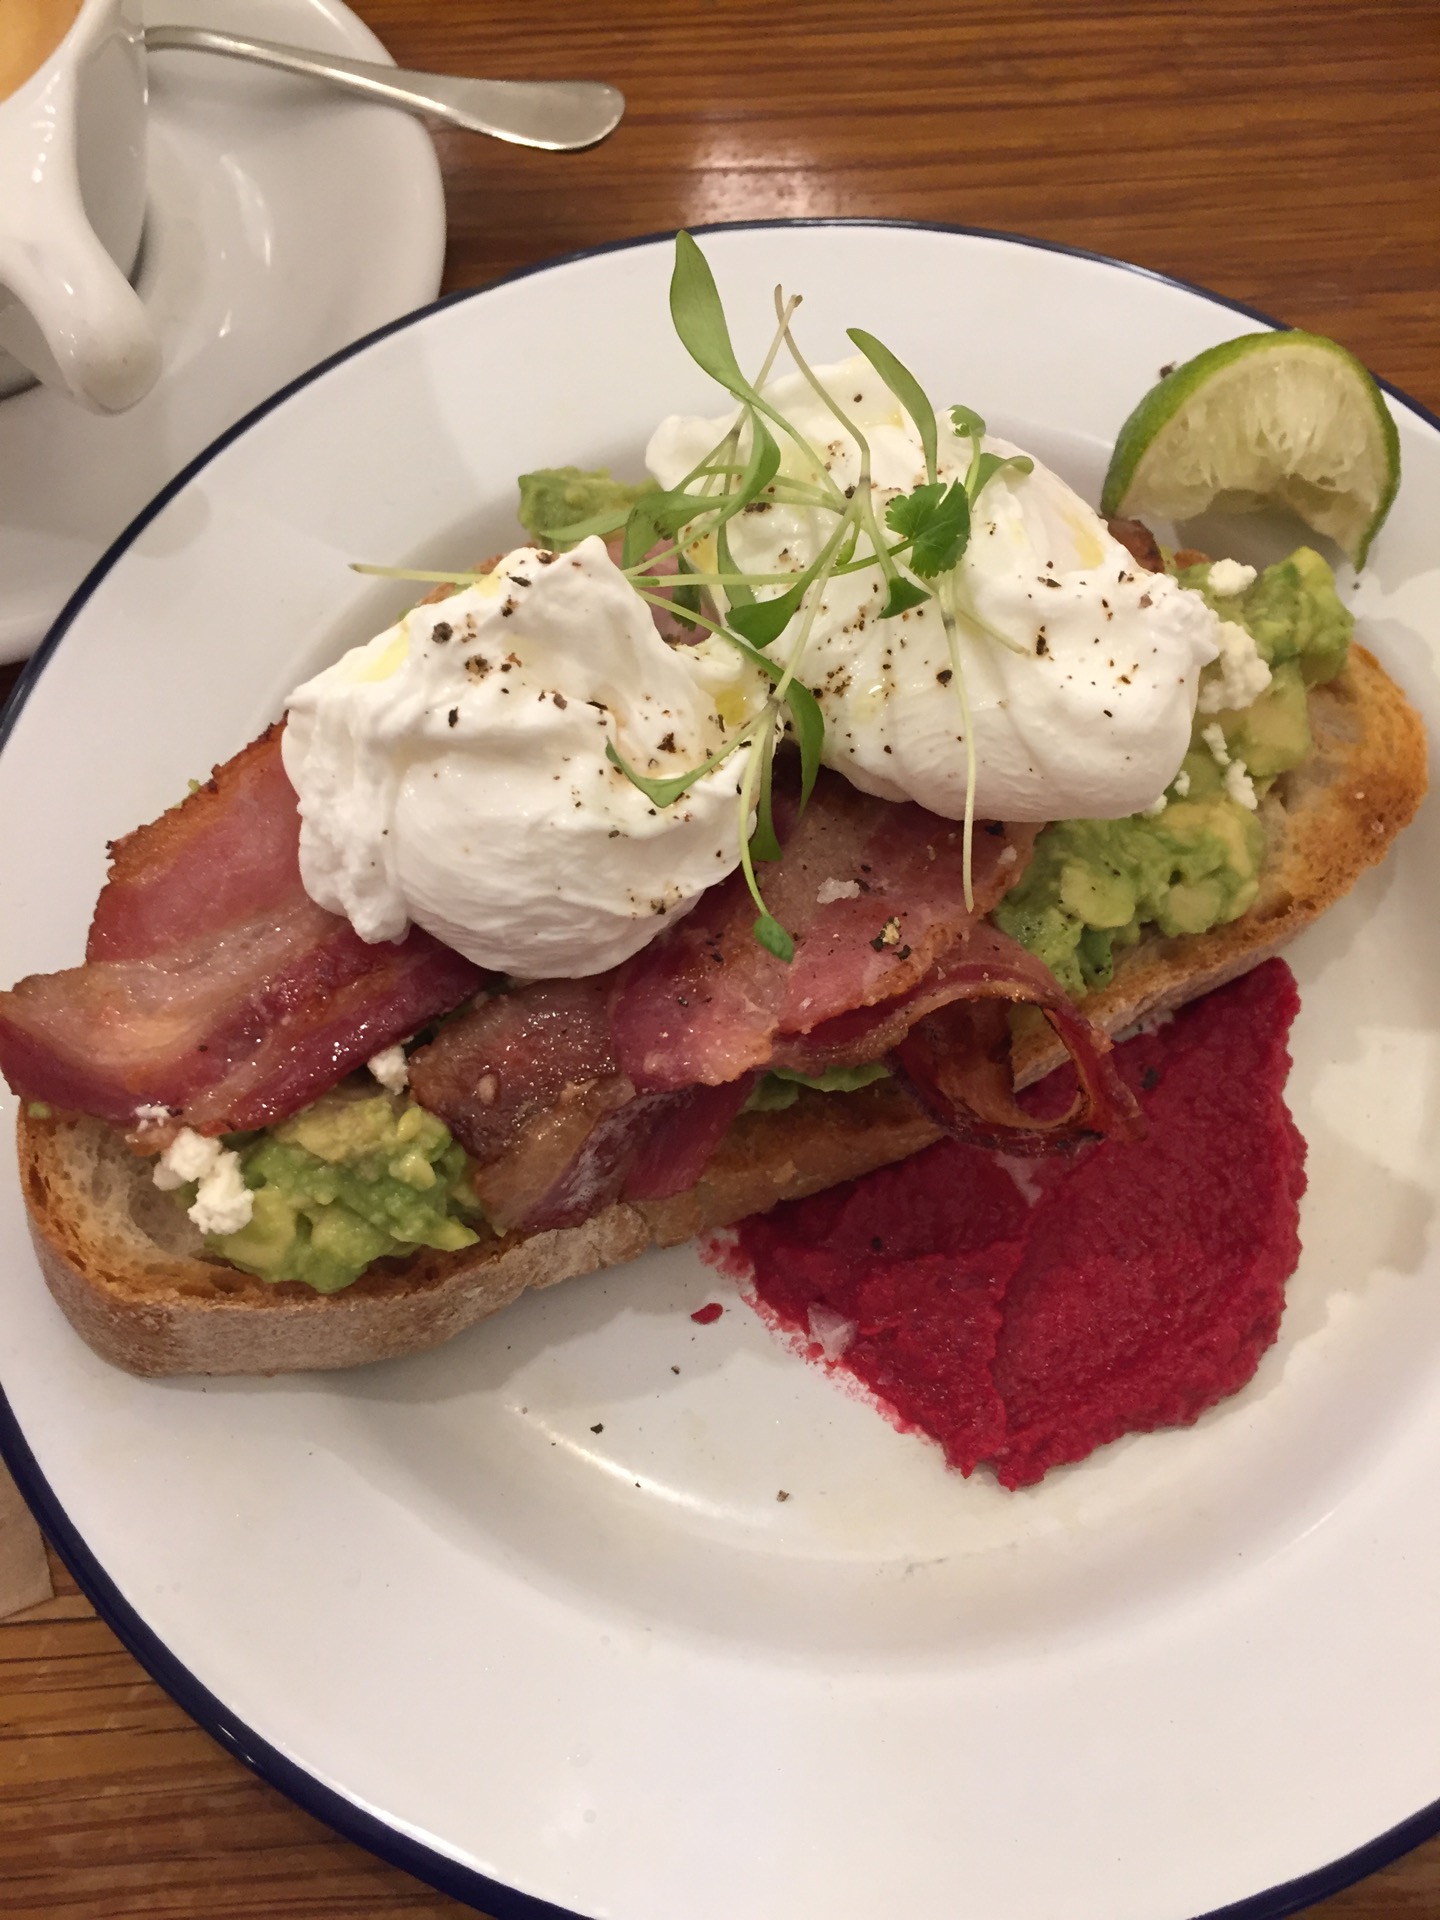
[2,217,1438,1920]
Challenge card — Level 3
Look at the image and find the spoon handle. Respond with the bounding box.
[141,26,625,151]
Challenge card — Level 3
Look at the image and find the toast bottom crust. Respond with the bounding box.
[19,1086,939,1376]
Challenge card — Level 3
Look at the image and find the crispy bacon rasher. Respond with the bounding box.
[0,729,482,1135]
[410,769,1141,1231]
[0,735,1140,1230]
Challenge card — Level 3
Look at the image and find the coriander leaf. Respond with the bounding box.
[783,678,825,809]
[753,913,795,963]
[847,328,938,484]
[971,451,1034,499]
[670,231,758,402]
[886,480,971,577]
[949,405,986,438]
[885,482,942,539]
[604,736,739,809]
[910,482,970,575]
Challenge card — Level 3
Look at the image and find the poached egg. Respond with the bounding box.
[647,355,1222,823]
[283,538,765,979]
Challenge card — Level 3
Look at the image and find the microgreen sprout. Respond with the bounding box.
[358,235,1047,953]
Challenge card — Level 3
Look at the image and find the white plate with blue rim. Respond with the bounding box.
[1,221,1437,1920]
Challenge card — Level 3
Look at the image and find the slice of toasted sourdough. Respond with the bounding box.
[14,642,1426,1377]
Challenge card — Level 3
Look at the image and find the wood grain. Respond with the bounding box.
[1,0,1438,1912]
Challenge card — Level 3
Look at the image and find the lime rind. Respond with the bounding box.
[1100,330,1400,569]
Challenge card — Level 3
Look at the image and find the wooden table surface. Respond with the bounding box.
[2,1,1438,1913]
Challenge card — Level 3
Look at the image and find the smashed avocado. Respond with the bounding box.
[746,1061,892,1114]
[1177,545,1351,685]
[995,548,1352,996]
[517,466,658,550]
[204,1089,484,1295]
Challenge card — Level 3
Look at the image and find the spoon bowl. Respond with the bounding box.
[141,26,625,151]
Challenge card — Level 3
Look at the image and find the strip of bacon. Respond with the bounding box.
[485,1080,755,1234]
[0,730,482,1134]
[609,770,1034,1091]
[882,957,1142,1153]
[405,976,754,1231]
[410,766,1135,1230]
[410,977,628,1228]
[86,725,302,961]
[1106,517,1164,573]
[772,921,1142,1150]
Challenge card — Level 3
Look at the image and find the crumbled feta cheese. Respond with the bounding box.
[1207,558,1258,597]
[1197,619,1271,714]
[1142,793,1168,817]
[1199,723,1257,807]
[1173,769,1191,798]
[152,1126,254,1235]
[152,1127,223,1189]
[1201,722,1232,767]
[1222,758,1258,811]
[187,1153,254,1236]
[368,1044,409,1093]
[1200,723,1259,808]
[133,1103,172,1125]
[815,877,861,905]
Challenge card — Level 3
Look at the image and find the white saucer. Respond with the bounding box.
[0,0,445,664]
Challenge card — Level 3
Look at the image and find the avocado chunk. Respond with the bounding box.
[1176,546,1351,684]
[516,466,658,550]
[1209,657,1312,778]
[746,1061,892,1113]
[994,795,1264,997]
[204,1088,484,1295]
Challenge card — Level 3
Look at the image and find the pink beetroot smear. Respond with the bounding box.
[735,959,1307,1487]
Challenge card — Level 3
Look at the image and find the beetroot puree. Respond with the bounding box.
[732,959,1307,1488]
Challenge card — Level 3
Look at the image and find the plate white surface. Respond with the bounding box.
[1,224,1438,1920]
[0,0,445,664]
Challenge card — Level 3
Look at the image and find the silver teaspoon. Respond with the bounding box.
[141,26,625,151]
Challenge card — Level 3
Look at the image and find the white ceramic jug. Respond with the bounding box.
[0,0,160,411]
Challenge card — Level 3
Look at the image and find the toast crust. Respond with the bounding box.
[15,645,1427,1376]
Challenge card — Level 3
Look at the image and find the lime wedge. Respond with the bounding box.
[1100,331,1400,569]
